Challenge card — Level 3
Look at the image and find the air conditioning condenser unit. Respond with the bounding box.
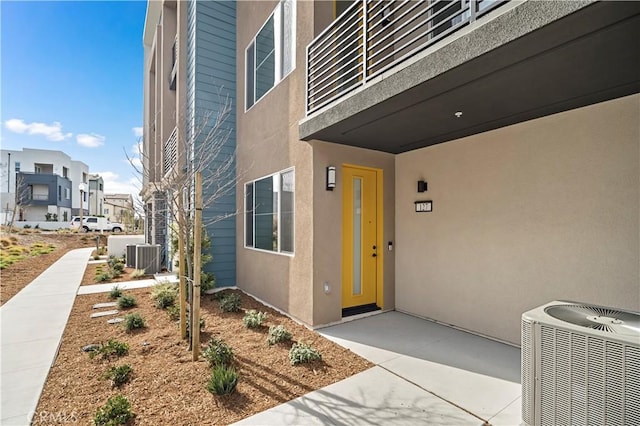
[522,300,639,426]
[135,244,160,275]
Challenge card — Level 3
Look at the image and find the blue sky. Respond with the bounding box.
[1,0,147,196]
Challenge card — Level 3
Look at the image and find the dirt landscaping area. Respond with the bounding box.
[0,230,95,306]
[1,229,373,424]
[34,288,372,425]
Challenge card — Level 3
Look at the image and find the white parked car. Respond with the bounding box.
[70,216,124,232]
[69,216,82,229]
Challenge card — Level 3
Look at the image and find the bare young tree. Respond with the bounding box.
[6,173,32,232]
[127,95,239,358]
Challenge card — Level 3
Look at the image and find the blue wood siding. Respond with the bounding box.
[188,0,237,286]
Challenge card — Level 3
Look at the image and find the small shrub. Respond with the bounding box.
[89,339,129,360]
[130,269,146,278]
[123,313,145,332]
[201,271,216,295]
[151,282,177,309]
[289,342,322,365]
[243,310,267,329]
[93,394,134,426]
[166,305,180,321]
[202,337,234,368]
[111,262,125,273]
[108,285,122,299]
[219,293,241,313]
[93,254,100,260]
[116,295,136,309]
[206,365,238,396]
[96,272,112,282]
[29,242,55,255]
[267,325,292,345]
[103,364,133,388]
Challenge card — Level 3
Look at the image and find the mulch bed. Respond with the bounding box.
[34,288,373,425]
[80,263,153,286]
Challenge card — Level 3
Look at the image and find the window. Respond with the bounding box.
[65,188,70,200]
[58,185,62,201]
[104,208,109,215]
[62,167,68,178]
[15,162,20,172]
[245,0,296,109]
[245,169,294,254]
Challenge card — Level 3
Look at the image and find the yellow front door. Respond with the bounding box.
[342,165,381,309]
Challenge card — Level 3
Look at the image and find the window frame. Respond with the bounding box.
[244,167,295,256]
[245,0,296,111]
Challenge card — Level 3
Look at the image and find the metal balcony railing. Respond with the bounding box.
[163,126,178,177]
[306,0,506,114]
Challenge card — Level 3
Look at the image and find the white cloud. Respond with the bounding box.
[4,118,72,141]
[132,126,143,138]
[76,133,105,148]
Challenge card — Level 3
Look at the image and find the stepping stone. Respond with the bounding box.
[93,302,117,309]
[90,310,119,318]
[82,344,100,352]
[107,317,124,324]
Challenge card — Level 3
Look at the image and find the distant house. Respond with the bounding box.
[88,174,104,216]
[104,193,134,226]
[0,148,89,223]
[142,0,639,345]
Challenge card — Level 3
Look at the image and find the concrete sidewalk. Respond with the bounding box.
[235,312,522,425]
[1,247,93,425]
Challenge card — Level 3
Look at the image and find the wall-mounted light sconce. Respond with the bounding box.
[417,180,427,193]
[326,166,336,191]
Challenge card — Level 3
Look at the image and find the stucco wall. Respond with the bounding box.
[311,141,395,325]
[395,94,640,345]
[236,0,315,325]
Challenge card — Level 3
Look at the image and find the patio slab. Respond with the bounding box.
[239,311,522,425]
[234,366,484,425]
[318,311,523,424]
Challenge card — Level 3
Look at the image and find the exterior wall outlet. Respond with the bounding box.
[323,282,331,294]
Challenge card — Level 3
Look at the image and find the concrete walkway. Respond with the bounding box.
[235,312,522,425]
[0,247,93,425]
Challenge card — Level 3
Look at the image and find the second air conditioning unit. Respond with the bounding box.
[125,244,137,268]
[522,300,640,426]
[135,244,160,275]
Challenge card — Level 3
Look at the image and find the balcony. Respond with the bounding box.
[301,0,640,153]
[163,126,178,177]
[306,0,504,114]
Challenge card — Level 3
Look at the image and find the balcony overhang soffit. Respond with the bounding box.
[300,1,640,154]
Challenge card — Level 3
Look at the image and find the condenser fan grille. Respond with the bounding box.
[544,304,640,336]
